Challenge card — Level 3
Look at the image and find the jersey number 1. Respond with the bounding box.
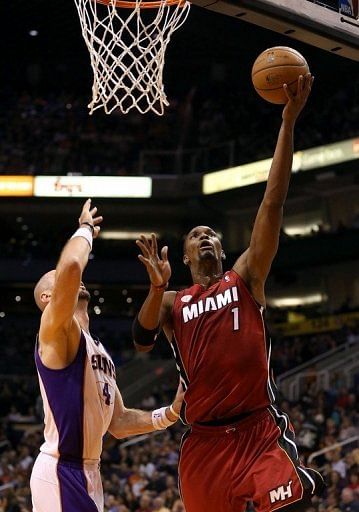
[231,307,240,331]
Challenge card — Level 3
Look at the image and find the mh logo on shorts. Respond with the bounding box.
[269,480,293,504]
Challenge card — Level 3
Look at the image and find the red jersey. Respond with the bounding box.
[171,269,276,424]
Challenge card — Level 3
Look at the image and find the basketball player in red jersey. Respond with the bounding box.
[133,74,324,512]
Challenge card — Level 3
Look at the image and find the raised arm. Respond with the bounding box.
[108,382,184,439]
[133,234,175,352]
[234,74,314,305]
[38,199,102,367]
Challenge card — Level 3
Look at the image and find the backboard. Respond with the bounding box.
[190,0,359,61]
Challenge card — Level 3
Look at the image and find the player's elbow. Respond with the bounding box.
[109,428,127,440]
[109,409,132,439]
[133,341,154,353]
[58,256,82,277]
[132,316,159,352]
[262,197,284,210]
[109,427,126,439]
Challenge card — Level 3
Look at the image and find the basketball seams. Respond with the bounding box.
[251,62,307,79]
[252,46,307,63]
[251,46,308,76]
[254,78,299,92]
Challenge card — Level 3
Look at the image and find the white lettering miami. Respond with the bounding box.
[182,286,239,323]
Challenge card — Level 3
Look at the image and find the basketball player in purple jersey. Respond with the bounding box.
[133,74,325,511]
[31,199,183,512]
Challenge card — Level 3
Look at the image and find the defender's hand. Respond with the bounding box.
[136,233,171,287]
[78,198,103,239]
[165,381,184,422]
[282,73,314,124]
[171,381,185,417]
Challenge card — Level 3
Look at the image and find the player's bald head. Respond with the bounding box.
[34,270,56,311]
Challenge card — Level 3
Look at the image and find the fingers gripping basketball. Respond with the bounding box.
[252,46,310,104]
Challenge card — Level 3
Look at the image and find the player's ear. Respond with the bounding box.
[183,254,189,265]
[221,250,226,261]
[40,290,51,304]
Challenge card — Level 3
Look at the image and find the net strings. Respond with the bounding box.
[74,0,191,115]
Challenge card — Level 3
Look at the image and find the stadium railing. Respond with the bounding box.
[277,339,358,398]
[308,435,359,467]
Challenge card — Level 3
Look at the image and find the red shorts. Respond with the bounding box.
[179,407,324,512]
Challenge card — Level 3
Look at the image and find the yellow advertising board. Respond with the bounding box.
[203,137,359,195]
[274,311,359,337]
[0,176,34,196]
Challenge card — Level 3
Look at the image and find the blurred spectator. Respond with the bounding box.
[153,497,170,512]
[340,487,359,512]
[1,79,358,177]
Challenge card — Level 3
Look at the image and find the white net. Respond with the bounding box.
[74,0,191,115]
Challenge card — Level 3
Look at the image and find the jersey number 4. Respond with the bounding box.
[231,307,240,331]
[103,383,111,405]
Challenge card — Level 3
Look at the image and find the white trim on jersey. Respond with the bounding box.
[259,307,276,403]
[270,405,299,458]
[297,466,316,495]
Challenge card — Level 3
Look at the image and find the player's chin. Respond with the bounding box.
[78,290,91,302]
[199,249,216,260]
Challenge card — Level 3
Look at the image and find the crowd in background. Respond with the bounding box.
[0,77,358,176]
[0,317,358,511]
[0,361,358,512]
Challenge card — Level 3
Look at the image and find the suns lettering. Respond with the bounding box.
[91,354,116,379]
[182,286,239,323]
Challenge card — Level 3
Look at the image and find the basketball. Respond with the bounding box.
[252,46,310,104]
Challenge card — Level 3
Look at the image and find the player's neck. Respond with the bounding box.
[191,261,223,289]
[75,301,90,333]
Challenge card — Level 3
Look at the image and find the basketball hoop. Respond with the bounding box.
[74,0,191,115]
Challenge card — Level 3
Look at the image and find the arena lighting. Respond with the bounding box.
[268,293,327,308]
[100,231,160,240]
[283,222,322,236]
[33,176,152,198]
[202,137,359,195]
[0,176,34,196]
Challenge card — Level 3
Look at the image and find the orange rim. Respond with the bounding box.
[96,0,186,8]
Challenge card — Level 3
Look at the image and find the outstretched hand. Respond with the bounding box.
[136,233,171,288]
[79,198,103,239]
[282,73,314,124]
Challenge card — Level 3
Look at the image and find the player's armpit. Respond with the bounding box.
[232,249,266,308]
[246,200,283,282]
[234,201,282,285]
[160,291,176,328]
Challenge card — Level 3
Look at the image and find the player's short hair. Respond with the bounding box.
[183,226,221,254]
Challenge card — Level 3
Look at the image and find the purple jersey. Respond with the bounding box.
[35,330,116,463]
